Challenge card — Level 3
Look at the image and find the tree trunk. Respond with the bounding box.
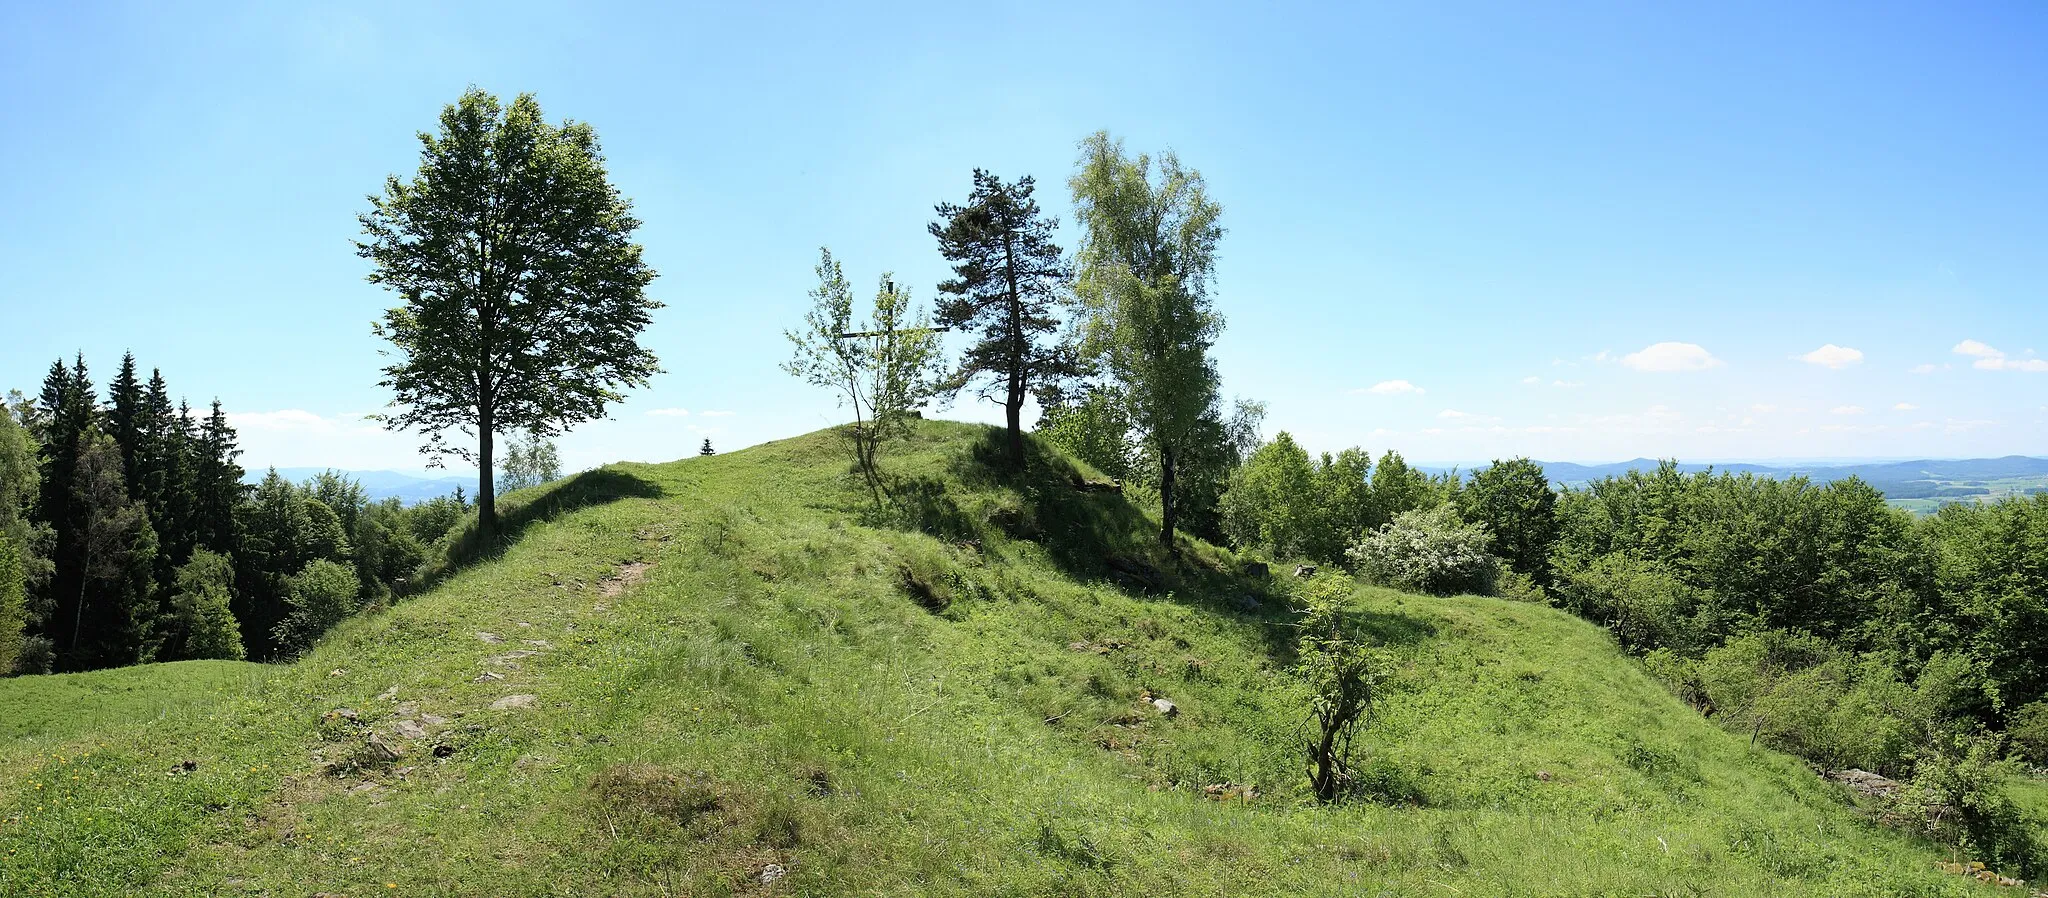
[1159,443,1178,554]
[477,408,497,539]
[1311,720,1340,802]
[1004,387,1025,471]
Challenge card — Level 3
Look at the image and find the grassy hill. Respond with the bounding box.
[0,421,2022,896]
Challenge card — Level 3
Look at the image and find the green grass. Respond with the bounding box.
[0,661,270,742]
[0,421,2017,896]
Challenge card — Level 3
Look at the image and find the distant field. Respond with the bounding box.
[0,660,271,743]
[1882,475,2048,514]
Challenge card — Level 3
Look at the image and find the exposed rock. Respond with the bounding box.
[491,694,538,711]
[473,671,505,683]
[761,863,788,885]
[393,720,429,740]
[476,632,505,644]
[1535,770,1553,782]
[420,714,450,726]
[364,732,404,763]
[1203,782,1258,802]
[1827,768,1904,800]
[327,708,360,723]
[1293,564,1318,578]
[1150,697,1178,717]
[377,685,399,701]
[522,639,552,648]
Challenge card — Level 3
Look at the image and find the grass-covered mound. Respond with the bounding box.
[0,421,2017,896]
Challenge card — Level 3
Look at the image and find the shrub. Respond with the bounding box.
[1346,505,1496,596]
[166,549,245,661]
[1292,573,1392,802]
[1553,554,1703,654]
[2012,701,2048,766]
[1893,733,2044,877]
[272,559,363,655]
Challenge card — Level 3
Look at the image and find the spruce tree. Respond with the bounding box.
[699,439,714,456]
[60,428,159,670]
[36,355,97,648]
[929,170,1075,469]
[106,352,145,488]
[193,400,244,557]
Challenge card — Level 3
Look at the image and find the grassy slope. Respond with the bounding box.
[0,421,2011,897]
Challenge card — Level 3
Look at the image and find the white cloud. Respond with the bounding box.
[1552,380,1583,388]
[1359,380,1425,396]
[1795,344,1863,369]
[644,407,691,417]
[1438,409,1476,419]
[1831,405,1866,416]
[1953,339,2048,372]
[1520,375,1541,385]
[1893,402,1918,411]
[1619,342,1722,372]
[698,410,737,417]
[1750,403,1778,413]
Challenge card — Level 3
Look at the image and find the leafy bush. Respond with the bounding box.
[1346,505,1496,596]
[272,559,362,655]
[1893,733,2044,876]
[2012,701,2048,766]
[165,549,244,661]
[1554,554,1706,654]
[1291,573,1392,802]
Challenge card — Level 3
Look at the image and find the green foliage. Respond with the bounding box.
[1555,553,1706,654]
[1926,496,2048,728]
[0,394,52,614]
[163,549,244,662]
[360,87,660,534]
[2013,701,2048,765]
[930,169,1076,468]
[498,431,563,494]
[271,559,361,656]
[1459,458,1558,588]
[1894,733,2045,876]
[60,428,159,670]
[0,421,2022,896]
[0,534,23,675]
[1036,386,1135,483]
[783,248,944,506]
[1070,131,1224,551]
[1219,431,1319,560]
[1347,505,1497,596]
[1369,451,1438,522]
[1292,573,1391,802]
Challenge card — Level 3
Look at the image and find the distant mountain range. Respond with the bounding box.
[245,467,472,504]
[1426,456,2048,506]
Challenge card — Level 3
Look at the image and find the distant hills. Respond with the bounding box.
[1436,455,2048,510]
[245,467,471,504]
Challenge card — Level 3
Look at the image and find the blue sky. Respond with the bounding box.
[3,1,2044,472]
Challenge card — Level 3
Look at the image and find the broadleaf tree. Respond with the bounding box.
[929,169,1075,469]
[1069,132,1225,552]
[783,248,943,507]
[359,88,660,538]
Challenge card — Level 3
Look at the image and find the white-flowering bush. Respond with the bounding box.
[1346,505,1497,596]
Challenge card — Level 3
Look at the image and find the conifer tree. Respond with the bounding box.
[929,170,1075,469]
[106,352,145,487]
[193,400,244,557]
[59,428,158,669]
[36,355,97,646]
[700,439,714,456]
[233,469,309,659]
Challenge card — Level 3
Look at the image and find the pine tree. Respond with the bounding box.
[700,439,714,456]
[929,169,1077,469]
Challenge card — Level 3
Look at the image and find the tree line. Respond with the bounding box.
[1220,435,2048,869]
[0,354,547,675]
